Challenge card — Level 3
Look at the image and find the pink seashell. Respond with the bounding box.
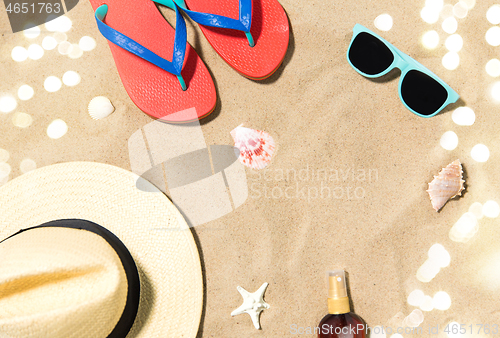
[427,159,465,211]
[230,124,275,170]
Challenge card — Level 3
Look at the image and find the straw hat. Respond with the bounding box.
[0,162,203,338]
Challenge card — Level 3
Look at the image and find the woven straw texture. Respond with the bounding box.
[0,227,128,338]
[0,162,203,338]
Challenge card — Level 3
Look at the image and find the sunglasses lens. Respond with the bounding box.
[348,32,394,75]
[401,70,448,116]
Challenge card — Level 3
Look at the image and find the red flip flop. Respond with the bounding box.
[173,0,290,80]
[90,0,216,122]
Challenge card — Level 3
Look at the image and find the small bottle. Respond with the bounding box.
[318,270,366,338]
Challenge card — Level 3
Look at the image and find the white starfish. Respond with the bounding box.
[231,282,270,330]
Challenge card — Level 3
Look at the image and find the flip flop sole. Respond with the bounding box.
[184,0,289,79]
[89,0,216,122]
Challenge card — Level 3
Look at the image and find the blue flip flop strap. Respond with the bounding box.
[153,0,254,46]
[158,0,254,46]
[178,0,254,46]
[155,0,251,32]
[182,0,252,32]
[94,4,187,90]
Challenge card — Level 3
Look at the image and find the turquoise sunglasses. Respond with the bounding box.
[347,24,459,118]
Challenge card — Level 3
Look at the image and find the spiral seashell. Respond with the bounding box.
[427,159,465,211]
[88,96,114,120]
[230,124,275,170]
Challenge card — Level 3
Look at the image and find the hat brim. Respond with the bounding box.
[0,162,203,338]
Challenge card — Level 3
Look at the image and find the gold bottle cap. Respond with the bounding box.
[327,270,350,314]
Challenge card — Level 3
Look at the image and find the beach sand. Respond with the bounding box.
[1,0,500,336]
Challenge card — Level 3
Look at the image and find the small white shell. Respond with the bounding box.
[230,124,275,170]
[427,159,465,211]
[88,96,114,120]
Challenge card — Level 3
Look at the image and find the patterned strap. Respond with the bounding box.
[94,4,187,90]
[155,0,254,47]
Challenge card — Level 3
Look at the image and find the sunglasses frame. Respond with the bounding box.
[347,24,459,118]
